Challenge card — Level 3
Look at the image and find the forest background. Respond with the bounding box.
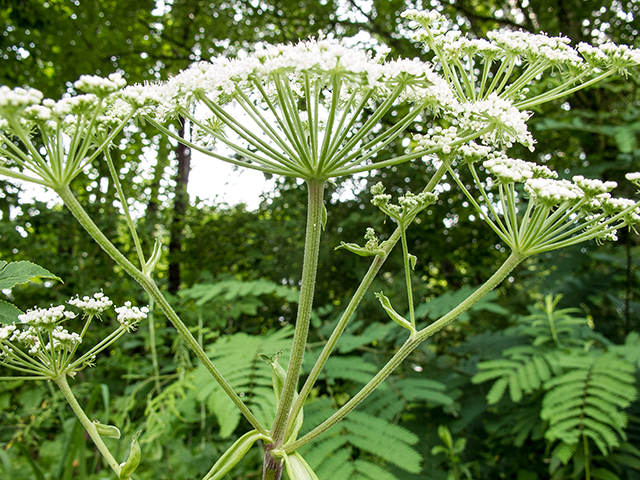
[1,0,640,479]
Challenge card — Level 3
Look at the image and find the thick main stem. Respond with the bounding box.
[54,374,121,476]
[56,185,267,436]
[265,178,324,475]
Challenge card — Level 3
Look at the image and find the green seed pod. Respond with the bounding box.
[119,432,141,480]
[93,420,120,439]
[203,429,270,480]
[283,452,319,480]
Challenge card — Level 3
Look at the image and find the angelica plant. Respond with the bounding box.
[1,8,640,480]
[0,292,147,477]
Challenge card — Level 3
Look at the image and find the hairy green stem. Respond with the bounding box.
[286,251,525,452]
[56,185,267,436]
[54,374,121,476]
[284,157,452,439]
[267,179,325,465]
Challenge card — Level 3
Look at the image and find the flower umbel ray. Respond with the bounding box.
[448,152,640,255]
[137,38,457,180]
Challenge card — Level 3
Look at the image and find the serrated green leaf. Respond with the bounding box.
[0,299,22,324]
[0,261,61,290]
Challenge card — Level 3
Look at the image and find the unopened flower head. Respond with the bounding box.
[69,291,114,316]
[371,182,437,224]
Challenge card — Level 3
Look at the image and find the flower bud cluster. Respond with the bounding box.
[371,182,437,225]
[578,43,640,69]
[524,178,583,207]
[115,301,149,331]
[68,291,113,316]
[413,126,458,154]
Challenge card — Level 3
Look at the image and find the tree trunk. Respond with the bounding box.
[168,120,191,294]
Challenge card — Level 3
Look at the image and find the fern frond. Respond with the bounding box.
[352,459,400,480]
[192,327,294,437]
[541,353,637,454]
[473,348,556,404]
[299,399,422,477]
[322,356,378,384]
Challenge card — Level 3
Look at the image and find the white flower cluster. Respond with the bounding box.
[74,73,127,97]
[524,178,584,207]
[572,175,617,197]
[456,142,493,163]
[142,38,453,122]
[487,30,583,66]
[484,153,557,184]
[0,86,44,115]
[18,305,76,326]
[68,292,113,316]
[578,42,640,69]
[46,326,82,352]
[462,93,534,150]
[115,301,149,330]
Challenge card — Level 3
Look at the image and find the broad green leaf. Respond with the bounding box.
[0,299,22,324]
[0,261,61,290]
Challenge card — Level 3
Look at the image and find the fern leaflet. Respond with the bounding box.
[541,353,637,454]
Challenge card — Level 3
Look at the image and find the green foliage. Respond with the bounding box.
[0,260,61,323]
[472,348,561,404]
[542,353,637,455]
[193,327,294,437]
[299,398,422,479]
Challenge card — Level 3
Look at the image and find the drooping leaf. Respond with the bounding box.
[0,261,61,290]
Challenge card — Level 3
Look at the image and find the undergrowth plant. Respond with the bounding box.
[1,8,640,480]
